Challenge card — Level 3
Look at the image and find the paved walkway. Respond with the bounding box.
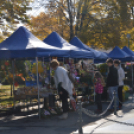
[74,97,134,134]
[0,97,134,134]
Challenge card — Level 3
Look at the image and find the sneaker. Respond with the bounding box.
[58,113,68,120]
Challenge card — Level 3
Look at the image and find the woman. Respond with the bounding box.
[50,59,74,119]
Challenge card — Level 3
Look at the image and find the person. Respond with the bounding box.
[114,59,125,109]
[50,59,74,119]
[94,71,105,113]
[106,58,119,111]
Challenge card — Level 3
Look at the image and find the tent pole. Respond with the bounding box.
[63,57,64,64]
[49,57,51,88]
[43,57,45,69]
[131,62,134,107]
[43,57,45,85]
[12,59,15,109]
[93,59,95,102]
[132,62,133,91]
[36,57,40,119]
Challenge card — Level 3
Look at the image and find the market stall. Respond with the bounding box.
[0,26,95,119]
[70,36,108,100]
[1,26,133,119]
[70,36,108,60]
[43,33,107,101]
[0,26,71,119]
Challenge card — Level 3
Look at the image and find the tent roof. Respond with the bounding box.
[0,26,67,59]
[0,26,58,50]
[70,36,108,59]
[43,32,83,51]
[43,32,94,58]
[122,46,134,56]
[70,36,91,50]
[108,46,130,59]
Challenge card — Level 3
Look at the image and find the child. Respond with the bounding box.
[94,71,105,113]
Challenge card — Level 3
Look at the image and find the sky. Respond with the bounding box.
[17,0,47,27]
[27,0,47,16]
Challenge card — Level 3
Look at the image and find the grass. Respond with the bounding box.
[0,85,25,107]
[0,85,40,110]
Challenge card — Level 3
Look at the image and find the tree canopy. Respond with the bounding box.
[29,0,134,49]
[1,0,134,49]
[0,0,33,42]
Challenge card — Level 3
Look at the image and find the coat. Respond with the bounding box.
[54,66,74,97]
[117,65,125,86]
[106,65,118,87]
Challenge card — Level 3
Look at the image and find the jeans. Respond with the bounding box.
[96,93,102,110]
[59,87,69,113]
[108,86,119,109]
[118,86,123,107]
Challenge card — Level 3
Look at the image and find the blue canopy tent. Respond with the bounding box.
[122,46,134,57]
[43,32,94,59]
[0,26,70,119]
[43,32,96,101]
[108,46,131,61]
[0,26,70,59]
[70,37,108,101]
[70,37,108,62]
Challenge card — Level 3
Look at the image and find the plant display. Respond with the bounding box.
[97,63,108,76]
[122,85,130,101]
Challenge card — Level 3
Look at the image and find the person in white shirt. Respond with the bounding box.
[114,59,125,109]
[50,59,74,119]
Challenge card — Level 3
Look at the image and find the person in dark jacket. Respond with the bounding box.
[114,60,125,109]
[106,58,119,111]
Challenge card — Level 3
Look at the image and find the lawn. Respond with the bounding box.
[0,85,25,108]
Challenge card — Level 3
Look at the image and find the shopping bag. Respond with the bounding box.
[70,99,76,111]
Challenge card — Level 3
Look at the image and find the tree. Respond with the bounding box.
[28,12,70,41]
[28,12,58,40]
[0,0,32,42]
[30,0,134,49]
[44,0,75,41]
[75,0,134,49]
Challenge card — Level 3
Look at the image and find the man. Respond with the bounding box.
[114,59,125,109]
[106,58,119,111]
[50,59,74,119]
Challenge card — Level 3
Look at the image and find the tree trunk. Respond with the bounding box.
[75,0,83,36]
[67,0,74,41]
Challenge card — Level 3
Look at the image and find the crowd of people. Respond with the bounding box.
[50,58,125,119]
